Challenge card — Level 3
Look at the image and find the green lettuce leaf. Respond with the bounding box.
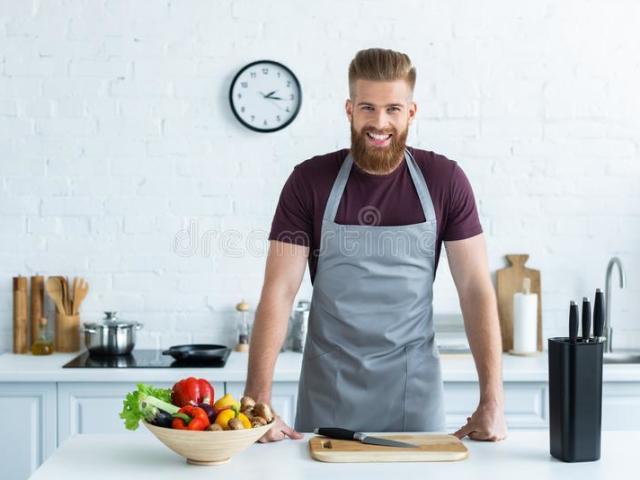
[119,383,174,431]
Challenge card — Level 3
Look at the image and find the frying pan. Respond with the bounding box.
[162,344,231,363]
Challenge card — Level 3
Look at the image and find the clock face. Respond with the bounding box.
[229,60,302,133]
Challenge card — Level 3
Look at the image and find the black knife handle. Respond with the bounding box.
[569,301,579,343]
[314,427,356,440]
[581,297,591,341]
[593,288,605,339]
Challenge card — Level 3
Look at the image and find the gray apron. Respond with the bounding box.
[294,149,445,433]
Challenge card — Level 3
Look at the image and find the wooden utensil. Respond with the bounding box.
[45,277,67,314]
[30,275,44,348]
[72,278,89,315]
[60,276,71,315]
[71,277,78,314]
[309,434,468,463]
[13,276,29,353]
[496,254,543,352]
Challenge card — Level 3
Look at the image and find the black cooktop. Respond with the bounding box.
[63,349,231,368]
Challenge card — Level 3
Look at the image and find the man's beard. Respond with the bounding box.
[350,124,408,174]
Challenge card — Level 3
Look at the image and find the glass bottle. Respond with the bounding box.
[31,317,54,355]
[235,299,250,352]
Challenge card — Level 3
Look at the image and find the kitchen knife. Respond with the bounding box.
[569,301,578,344]
[593,288,605,342]
[314,427,419,448]
[581,297,591,342]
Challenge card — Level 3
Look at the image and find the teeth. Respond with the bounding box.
[367,133,391,141]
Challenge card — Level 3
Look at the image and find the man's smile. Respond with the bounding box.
[365,131,392,147]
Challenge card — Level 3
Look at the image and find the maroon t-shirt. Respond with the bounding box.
[268,146,482,284]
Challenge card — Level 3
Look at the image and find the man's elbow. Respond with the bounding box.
[458,277,496,305]
[261,281,299,306]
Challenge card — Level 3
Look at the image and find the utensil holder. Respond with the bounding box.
[548,337,603,462]
[55,312,81,352]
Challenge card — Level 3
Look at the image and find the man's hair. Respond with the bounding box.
[348,48,416,99]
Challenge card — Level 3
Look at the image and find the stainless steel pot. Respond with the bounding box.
[290,300,310,352]
[83,311,143,356]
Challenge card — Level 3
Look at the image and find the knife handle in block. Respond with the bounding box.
[314,427,357,440]
[593,288,604,340]
[581,297,591,341]
[569,301,579,344]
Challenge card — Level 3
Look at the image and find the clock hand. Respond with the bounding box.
[265,95,284,100]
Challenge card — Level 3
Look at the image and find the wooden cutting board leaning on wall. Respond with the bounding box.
[309,434,468,463]
[496,254,543,352]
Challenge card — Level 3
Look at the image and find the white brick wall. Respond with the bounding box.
[1,0,638,352]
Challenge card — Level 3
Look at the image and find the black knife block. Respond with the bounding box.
[548,337,603,462]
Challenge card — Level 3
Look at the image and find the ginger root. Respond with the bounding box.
[228,417,245,430]
[251,416,268,428]
[252,402,275,423]
[240,395,256,412]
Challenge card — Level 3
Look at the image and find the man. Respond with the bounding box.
[245,48,507,443]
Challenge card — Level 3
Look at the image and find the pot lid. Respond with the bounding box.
[83,311,139,330]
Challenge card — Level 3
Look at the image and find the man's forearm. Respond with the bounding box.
[459,283,504,406]
[244,292,294,404]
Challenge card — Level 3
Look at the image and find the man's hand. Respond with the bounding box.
[258,415,304,443]
[452,402,508,442]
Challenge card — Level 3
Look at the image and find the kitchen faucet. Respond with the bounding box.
[604,257,626,353]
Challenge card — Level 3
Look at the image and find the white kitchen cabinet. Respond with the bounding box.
[52,380,640,441]
[602,382,640,430]
[57,381,298,442]
[226,381,549,431]
[225,382,299,427]
[444,382,547,430]
[57,381,296,443]
[57,382,172,443]
[0,382,57,480]
[447,382,640,431]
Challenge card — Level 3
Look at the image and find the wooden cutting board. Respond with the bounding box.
[496,254,543,352]
[309,434,468,463]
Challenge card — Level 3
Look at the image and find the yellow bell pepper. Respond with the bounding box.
[215,408,236,430]
[215,405,253,430]
[238,412,252,429]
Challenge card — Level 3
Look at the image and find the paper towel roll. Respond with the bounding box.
[513,292,538,353]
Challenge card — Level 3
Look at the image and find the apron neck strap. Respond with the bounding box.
[405,149,436,221]
[322,152,354,224]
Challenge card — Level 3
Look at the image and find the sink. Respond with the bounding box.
[603,350,640,364]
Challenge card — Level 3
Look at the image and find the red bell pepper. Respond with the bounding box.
[171,377,214,407]
[171,405,210,431]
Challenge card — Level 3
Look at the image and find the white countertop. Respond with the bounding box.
[0,351,304,383]
[1,350,639,383]
[29,430,639,479]
[0,352,640,382]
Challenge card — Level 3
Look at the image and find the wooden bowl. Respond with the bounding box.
[143,420,273,465]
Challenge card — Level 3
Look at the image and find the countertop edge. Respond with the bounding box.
[1,351,639,383]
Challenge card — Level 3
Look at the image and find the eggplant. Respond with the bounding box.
[198,402,216,424]
[149,409,173,428]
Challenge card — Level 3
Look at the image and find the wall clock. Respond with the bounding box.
[229,60,302,133]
